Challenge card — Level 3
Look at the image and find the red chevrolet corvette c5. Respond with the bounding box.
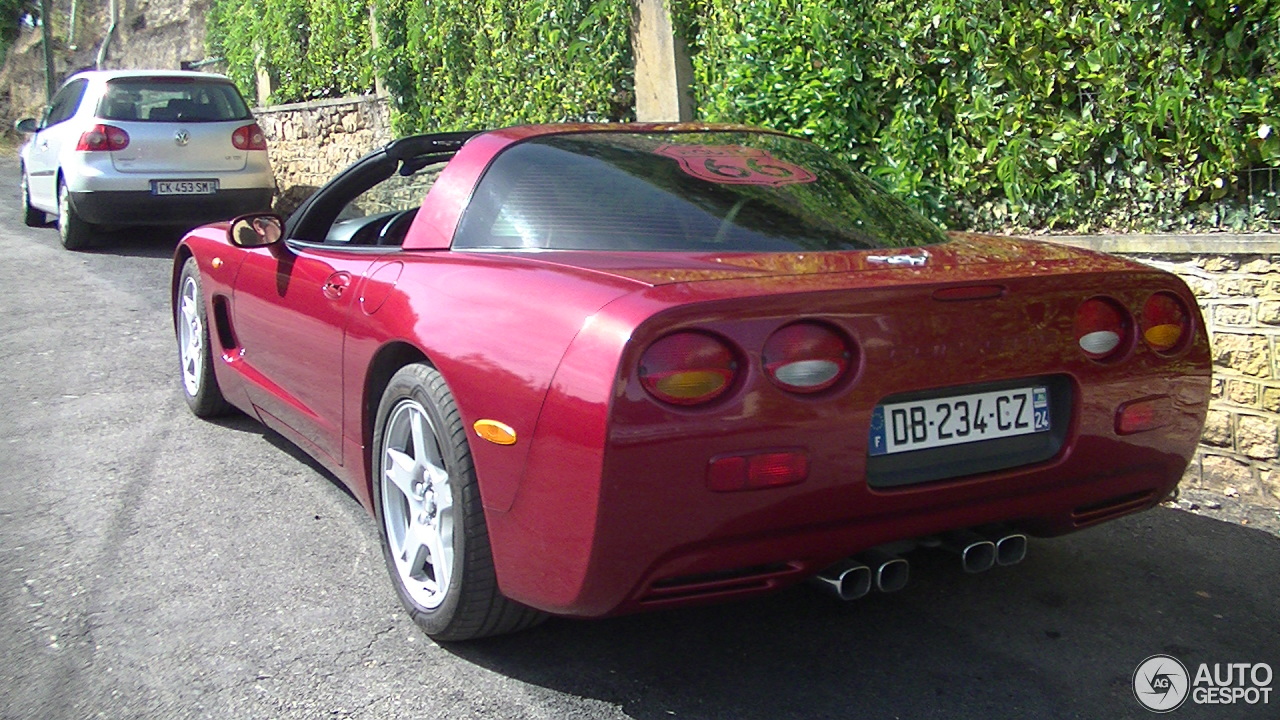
[172,123,1211,641]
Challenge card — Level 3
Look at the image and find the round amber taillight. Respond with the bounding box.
[1141,292,1192,354]
[639,332,738,406]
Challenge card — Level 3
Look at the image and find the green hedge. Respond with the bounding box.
[672,0,1280,231]
[375,0,634,133]
[209,0,633,133]
[208,0,374,103]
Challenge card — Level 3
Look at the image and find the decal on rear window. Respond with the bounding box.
[654,144,818,187]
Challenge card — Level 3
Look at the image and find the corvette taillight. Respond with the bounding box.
[76,124,129,152]
[1141,292,1192,353]
[639,332,738,406]
[232,123,268,151]
[1074,297,1131,361]
[762,322,852,392]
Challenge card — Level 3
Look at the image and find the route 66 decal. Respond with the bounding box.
[654,144,818,187]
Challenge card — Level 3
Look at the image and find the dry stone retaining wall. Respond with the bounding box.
[253,97,1280,509]
[254,95,391,214]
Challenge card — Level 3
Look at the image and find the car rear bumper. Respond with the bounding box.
[70,188,274,226]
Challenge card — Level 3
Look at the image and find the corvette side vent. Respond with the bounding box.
[1071,489,1157,526]
[640,562,802,604]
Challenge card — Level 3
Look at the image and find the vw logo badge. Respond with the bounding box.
[174,130,190,146]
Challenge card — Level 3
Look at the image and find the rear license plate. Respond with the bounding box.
[152,180,218,195]
[869,386,1050,456]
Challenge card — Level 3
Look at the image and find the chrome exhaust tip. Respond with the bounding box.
[859,548,910,593]
[994,533,1027,566]
[942,530,996,573]
[810,559,873,601]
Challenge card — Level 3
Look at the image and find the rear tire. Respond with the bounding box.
[20,166,44,227]
[372,363,545,641]
[58,180,93,250]
[176,257,233,417]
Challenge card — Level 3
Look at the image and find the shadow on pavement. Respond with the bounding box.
[446,509,1279,720]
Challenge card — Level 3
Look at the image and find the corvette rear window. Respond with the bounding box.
[99,78,253,123]
[452,131,949,252]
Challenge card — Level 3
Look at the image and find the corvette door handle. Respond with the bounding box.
[322,272,352,300]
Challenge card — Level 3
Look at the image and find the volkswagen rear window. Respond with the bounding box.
[452,131,949,252]
[99,78,253,123]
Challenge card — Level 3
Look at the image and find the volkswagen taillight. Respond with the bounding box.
[75,124,129,152]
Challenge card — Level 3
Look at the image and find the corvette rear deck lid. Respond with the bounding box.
[497,233,1121,286]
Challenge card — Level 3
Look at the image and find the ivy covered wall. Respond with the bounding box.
[208,0,634,133]
[671,0,1280,232]
[209,0,1280,233]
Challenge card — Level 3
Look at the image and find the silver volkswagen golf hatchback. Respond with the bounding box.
[16,70,275,250]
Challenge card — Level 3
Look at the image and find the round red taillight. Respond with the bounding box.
[1074,297,1131,360]
[639,332,738,406]
[762,322,852,393]
[1141,292,1191,353]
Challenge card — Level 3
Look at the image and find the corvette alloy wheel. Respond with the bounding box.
[380,397,456,609]
[175,257,231,417]
[178,274,205,398]
[373,364,543,640]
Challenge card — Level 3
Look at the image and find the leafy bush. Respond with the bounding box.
[373,0,634,133]
[210,0,633,132]
[209,0,374,103]
[672,0,1280,232]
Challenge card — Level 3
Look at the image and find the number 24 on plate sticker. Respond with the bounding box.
[654,144,818,187]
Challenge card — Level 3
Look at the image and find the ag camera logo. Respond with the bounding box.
[1134,655,1190,712]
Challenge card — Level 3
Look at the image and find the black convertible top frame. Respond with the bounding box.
[284,130,483,241]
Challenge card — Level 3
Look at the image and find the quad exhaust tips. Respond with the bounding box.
[810,549,909,601]
[811,529,1026,602]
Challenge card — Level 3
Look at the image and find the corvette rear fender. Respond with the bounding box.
[340,252,649,519]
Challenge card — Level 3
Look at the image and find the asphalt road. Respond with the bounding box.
[1,155,1277,720]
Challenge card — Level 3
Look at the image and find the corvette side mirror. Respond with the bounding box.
[229,213,284,248]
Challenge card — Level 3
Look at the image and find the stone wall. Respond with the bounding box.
[254,95,392,214]
[1056,235,1280,508]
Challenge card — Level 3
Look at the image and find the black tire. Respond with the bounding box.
[20,165,44,227]
[175,257,233,417]
[57,179,94,250]
[372,363,545,641]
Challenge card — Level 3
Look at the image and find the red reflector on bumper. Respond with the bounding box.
[707,451,809,492]
[1115,396,1170,435]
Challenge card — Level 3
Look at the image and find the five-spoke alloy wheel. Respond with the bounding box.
[175,257,231,416]
[373,363,543,641]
